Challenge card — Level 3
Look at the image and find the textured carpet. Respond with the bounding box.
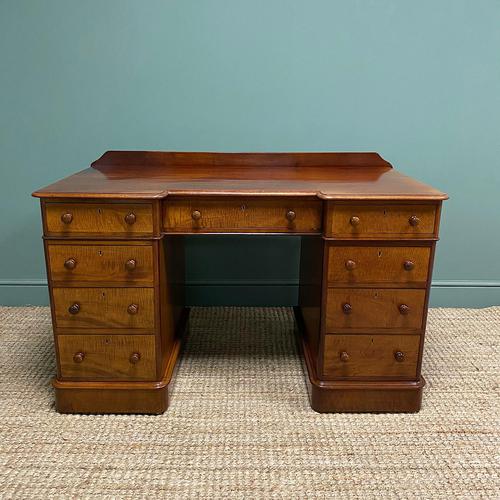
[0,306,498,499]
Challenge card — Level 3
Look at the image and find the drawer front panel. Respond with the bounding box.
[44,203,153,235]
[323,334,420,379]
[327,245,431,286]
[47,243,154,284]
[58,334,156,380]
[163,197,322,233]
[327,204,437,238]
[325,288,426,331]
[52,287,155,329]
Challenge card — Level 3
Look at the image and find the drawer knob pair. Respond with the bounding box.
[343,302,410,315]
[65,257,137,271]
[63,211,138,225]
[68,303,80,315]
[349,214,420,227]
[72,351,141,365]
[340,351,405,363]
[191,208,296,222]
[346,260,414,272]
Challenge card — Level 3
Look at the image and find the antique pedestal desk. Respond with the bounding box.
[33,151,447,414]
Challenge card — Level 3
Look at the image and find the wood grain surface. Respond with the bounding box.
[57,334,156,380]
[323,334,420,379]
[47,242,154,285]
[44,202,154,235]
[163,196,322,232]
[325,288,426,331]
[52,287,155,329]
[326,203,438,239]
[32,151,448,201]
[327,245,431,287]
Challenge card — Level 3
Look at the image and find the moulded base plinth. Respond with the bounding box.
[53,337,181,414]
[301,330,425,413]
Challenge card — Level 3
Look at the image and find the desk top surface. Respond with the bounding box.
[33,151,447,201]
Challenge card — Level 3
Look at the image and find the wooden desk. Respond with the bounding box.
[33,151,447,414]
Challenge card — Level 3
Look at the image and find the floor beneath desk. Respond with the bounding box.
[0,305,498,498]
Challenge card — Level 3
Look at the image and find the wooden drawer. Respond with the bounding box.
[162,197,322,233]
[44,202,154,236]
[327,245,431,286]
[57,334,156,380]
[323,334,420,379]
[325,288,426,332]
[46,242,154,285]
[52,287,155,330]
[326,203,437,239]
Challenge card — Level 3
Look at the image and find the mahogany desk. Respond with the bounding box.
[33,151,447,414]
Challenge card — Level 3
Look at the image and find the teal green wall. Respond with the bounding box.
[1,1,499,307]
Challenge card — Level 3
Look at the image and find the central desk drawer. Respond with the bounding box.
[323,334,420,379]
[162,197,322,233]
[327,245,431,286]
[57,334,157,380]
[47,242,154,285]
[52,287,155,330]
[325,288,426,331]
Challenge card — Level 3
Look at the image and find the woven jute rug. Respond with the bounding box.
[0,306,498,499]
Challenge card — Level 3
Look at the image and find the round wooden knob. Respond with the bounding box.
[61,213,73,224]
[403,260,415,271]
[73,352,85,363]
[409,215,420,227]
[125,259,137,271]
[124,212,136,225]
[345,260,357,271]
[340,351,350,362]
[129,352,141,364]
[64,258,77,270]
[127,304,139,315]
[286,210,296,222]
[68,303,80,315]
[349,216,360,226]
[342,303,352,314]
[399,304,410,315]
[394,351,405,362]
[191,210,202,221]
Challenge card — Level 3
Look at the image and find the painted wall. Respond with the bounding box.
[1,1,499,307]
